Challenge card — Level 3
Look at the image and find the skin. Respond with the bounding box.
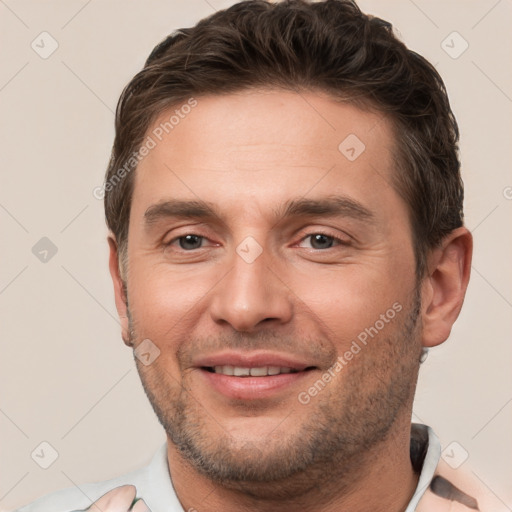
[102,90,472,512]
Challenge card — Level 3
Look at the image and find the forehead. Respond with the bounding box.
[132,89,401,221]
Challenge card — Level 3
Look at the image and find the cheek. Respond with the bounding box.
[287,256,414,347]
[133,254,213,297]
[127,267,209,342]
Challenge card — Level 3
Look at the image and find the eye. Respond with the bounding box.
[167,234,205,251]
[299,232,346,250]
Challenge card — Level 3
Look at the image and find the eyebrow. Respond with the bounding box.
[277,196,374,222]
[144,200,221,228]
[143,195,374,230]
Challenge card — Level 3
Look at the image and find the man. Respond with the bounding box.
[17,0,498,510]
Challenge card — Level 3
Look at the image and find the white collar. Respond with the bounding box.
[405,424,441,511]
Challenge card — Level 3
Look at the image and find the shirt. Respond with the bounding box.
[13,424,492,512]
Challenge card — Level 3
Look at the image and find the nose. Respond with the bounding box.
[209,244,293,333]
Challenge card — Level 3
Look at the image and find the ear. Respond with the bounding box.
[108,234,131,347]
[421,227,473,348]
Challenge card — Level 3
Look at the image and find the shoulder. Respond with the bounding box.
[410,425,510,512]
[15,474,142,512]
[417,451,510,511]
[13,449,161,512]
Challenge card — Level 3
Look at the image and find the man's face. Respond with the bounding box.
[120,90,423,489]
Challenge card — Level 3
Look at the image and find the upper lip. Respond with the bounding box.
[194,351,315,371]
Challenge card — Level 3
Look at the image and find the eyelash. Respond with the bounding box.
[164,231,349,251]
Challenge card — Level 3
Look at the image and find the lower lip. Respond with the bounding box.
[199,368,312,400]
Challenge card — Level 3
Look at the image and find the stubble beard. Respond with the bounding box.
[129,288,422,499]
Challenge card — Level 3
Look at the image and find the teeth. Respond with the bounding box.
[222,365,234,376]
[212,366,296,377]
[250,367,267,377]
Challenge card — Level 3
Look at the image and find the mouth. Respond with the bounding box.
[194,353,318,400]
[203,365,315,377]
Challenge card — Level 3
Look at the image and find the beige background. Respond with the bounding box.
[1,0,511,509]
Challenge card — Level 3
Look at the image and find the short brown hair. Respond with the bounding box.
[104,0,463,277]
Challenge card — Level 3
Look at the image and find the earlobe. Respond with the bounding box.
[421,227,473,348]
[107,235,132,347]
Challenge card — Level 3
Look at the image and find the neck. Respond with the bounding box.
[166,416,419,512]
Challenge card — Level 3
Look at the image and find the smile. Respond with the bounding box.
[205,365,302,377]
